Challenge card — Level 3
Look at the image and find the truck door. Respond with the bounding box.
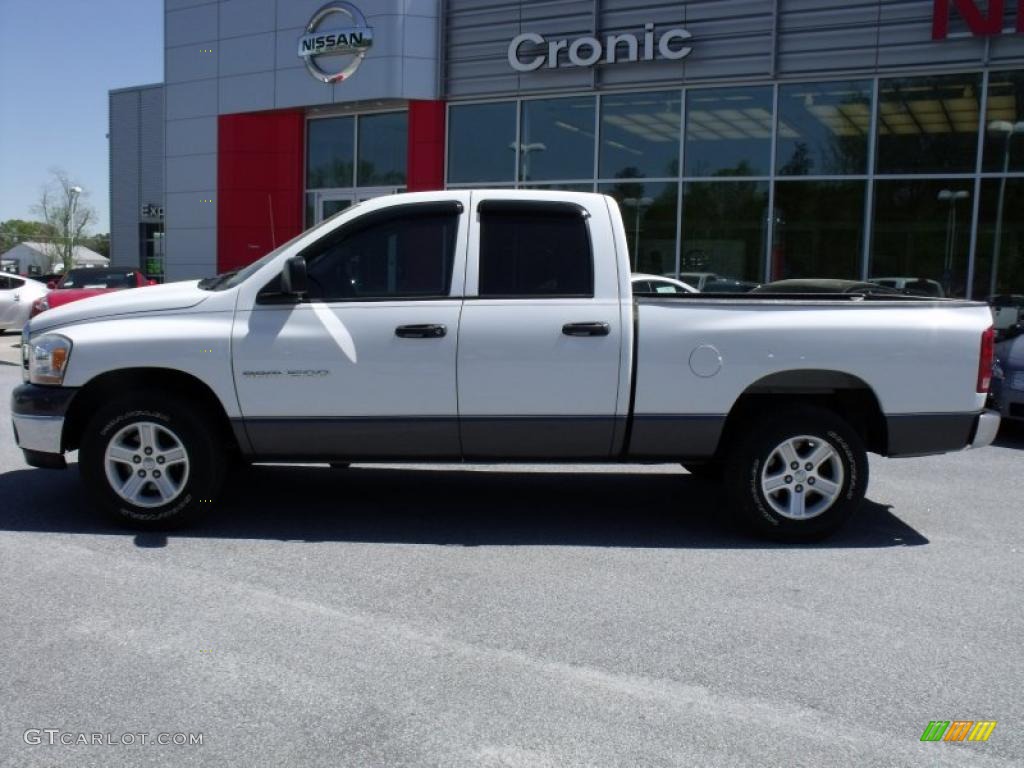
[231,197,469,459]
[456,196,626,459]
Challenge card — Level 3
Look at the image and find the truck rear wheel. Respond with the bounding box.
[722,406,867,541]
[79,392,225,529]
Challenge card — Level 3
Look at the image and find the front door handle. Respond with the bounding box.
[395,324,447,339]
[562,321,610,337]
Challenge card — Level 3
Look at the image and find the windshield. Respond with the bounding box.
[58,269,138,289]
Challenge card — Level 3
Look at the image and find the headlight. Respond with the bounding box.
[26,334,73,386]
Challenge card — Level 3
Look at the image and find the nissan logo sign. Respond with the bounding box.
[298,2,374,83]
[508,24,692,72]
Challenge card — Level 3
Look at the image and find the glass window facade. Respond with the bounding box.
[357,112,408,187]
[773,181,865,281]
[685,86,773,177]
[870,180,973,297]
[777,81,871,176]
[600,181,677,274]
[305,111,407,227]
[446,68,1024,298]
[984,70,1024,173]
[307,116,355,189]
[520,97,595,182]
[682,181,768,283]
[876,73,981,174]
[600,91,681,179]
[448,102,517,183]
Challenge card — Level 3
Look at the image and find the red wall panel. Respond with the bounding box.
[217,110,305,273]
[406,100,446,192]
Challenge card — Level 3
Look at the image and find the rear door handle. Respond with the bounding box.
[562,322,610,337]
[395,324,447,339]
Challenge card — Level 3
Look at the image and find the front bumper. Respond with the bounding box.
[10,384,78,468]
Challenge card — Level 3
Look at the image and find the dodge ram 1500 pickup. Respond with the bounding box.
[11,191,1000,540]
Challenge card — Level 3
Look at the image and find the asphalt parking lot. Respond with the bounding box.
[1,332,1022,767]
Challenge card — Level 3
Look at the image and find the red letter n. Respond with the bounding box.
[932,0,1007,39]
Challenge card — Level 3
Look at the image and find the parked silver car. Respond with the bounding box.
[992,329,1024,422]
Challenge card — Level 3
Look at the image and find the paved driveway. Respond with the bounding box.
[0,358,1021,766]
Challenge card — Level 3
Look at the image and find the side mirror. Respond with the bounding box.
[280,255,308,297]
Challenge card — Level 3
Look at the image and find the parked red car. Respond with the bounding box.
[30,268,156,318]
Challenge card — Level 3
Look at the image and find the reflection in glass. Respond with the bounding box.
[357,112,408,186]
[448,102,517,183]
[600,91,681,180]
[684,87,773,177]
[520,183,594,191]
[681,181,768,282]
[776,81,871,175]
[974,178,1024,299]
[876,73,981,174]
[307,116,354,189]
[871,180,973,298]
[600,182,678,274]
[984,70,1024,173]
[771,181,865,280]
[520,97,595,182]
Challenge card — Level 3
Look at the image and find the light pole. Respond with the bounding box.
[987,120,1024,299]
[937,189,969,296]
[68,185,82,272]
[622,196,653,270]
[509,142,546,182]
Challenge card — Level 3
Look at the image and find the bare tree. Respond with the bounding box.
[32,168,96,272]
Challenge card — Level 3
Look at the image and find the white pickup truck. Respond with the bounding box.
[11,191,999,540]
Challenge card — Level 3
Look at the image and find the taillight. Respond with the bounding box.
[977,326,995,393]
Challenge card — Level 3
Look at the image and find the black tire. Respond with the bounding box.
[79,391,225,529]
[722,406,868,542]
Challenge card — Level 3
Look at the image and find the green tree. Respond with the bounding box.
[31,168,96,272]
[0,219,57,254]
[84,233,110,258]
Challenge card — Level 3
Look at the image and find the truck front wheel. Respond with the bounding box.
[79,392,225,529]
[722,407,868,541]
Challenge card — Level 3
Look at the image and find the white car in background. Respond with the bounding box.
[631,273,697,294]
[0,274,48,333]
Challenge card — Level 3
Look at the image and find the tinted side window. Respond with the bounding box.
[304,211,458,301]
[478,208,593,298]
[0,277,11,290]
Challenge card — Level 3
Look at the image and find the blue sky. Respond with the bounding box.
[0,0,164,232]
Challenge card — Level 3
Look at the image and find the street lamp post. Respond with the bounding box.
[622,196,654,270]
[509,142,546,182]
[987,120,1024,299]
[937,189,969,296]
[68,185,82,272]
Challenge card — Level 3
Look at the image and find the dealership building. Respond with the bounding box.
[109,0,1024,298]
